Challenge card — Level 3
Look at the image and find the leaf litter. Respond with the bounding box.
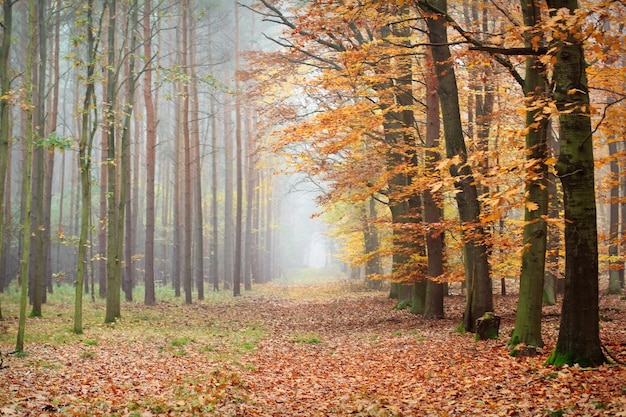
[0,285,625,416]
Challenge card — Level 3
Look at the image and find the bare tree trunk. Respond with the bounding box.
[189,14,204,300]
[104,0,122,323]
[223,97,234,290]
[181,0,193,304]
[233,2,243,296]
[143,0,157,305]
[0,0,14,291]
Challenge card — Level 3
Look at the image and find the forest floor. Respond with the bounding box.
[1,277,626,416]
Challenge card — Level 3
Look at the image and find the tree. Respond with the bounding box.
[420,0,493,332]
[181,0,193,304]
[0,0,15,295]
[16,0,37,353]
[423,49,445,320]
[104,0,122,323]
[509,0,550,353]
[28,0,48,317]
[74,0,100,334]
[143,0,157,306]
[233,1,243,297]
[545,0,606,367]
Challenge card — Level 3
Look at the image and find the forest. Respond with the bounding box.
[1,0,626,415]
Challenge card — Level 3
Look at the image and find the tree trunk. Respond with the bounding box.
[607,136,622,294]
[181,0,193,304]
[143,0,157,306]
[16,0,37,353]
[122,2,138,303]
[510,0,549,353]
[29,0,47,317]
[189,16,204,301]
[104,0,122,323]
[223,97,234,290]
[545,0,606,367]
[233,1,243,296]
[0,0,13,291]
[74,0,97,334]
[421,0,492,332]
[423,49,444,320]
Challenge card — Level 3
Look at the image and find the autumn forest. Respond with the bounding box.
[1,0,626,415]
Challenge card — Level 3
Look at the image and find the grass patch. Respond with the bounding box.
[292,332,322,344]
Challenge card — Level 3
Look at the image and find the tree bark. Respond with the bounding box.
[510,0,549,353]
[545,0,606,367]
[74,0,97,334]
[143,0,157,305]
[233,1,243,296]
[105,0,122,323]
[0,0,13,292]
[181,0,193,304]
[421,0,492,332]
[423,49,444,320]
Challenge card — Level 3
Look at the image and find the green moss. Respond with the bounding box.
[545,349,594,367]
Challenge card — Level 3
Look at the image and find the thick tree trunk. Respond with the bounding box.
[545,0,605,367]
[421,0,492,332]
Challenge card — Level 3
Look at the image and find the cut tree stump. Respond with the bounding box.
[475,312,501,340]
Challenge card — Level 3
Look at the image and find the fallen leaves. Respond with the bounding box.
[0,287,625,416]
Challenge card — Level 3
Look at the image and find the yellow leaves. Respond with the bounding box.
[525,201,539,212]
[545,157,558,166]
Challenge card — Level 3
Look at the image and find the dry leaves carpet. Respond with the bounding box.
[1,282,625,416]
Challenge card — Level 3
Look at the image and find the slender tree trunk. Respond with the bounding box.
[545,0,606,367]
[607,135,622,294]
[510,0,549,353]
[223,97,234,290]
[105,0,122,323]
[143,0,157,305]
[0,0,14,290]
[181,0,193,304]
[29,0,47,317]
[75,0,97,334]
[423,49,444,320]
[190,16,204,300]
[172,91,182,297]
[16,0,37,353]
[122,2,138,302]
[421,0,492,332]
[233,2,243,296]
[364,196,382,289]
[210,89,219,291]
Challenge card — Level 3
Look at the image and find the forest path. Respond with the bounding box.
[0,284,625,416]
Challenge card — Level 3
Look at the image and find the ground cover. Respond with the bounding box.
[0,279,625,416]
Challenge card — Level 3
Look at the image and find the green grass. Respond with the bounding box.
[0,283,266,357]
[291,331,322,344]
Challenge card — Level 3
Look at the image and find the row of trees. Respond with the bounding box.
[245,0,626,366]
[0,0,296,350]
